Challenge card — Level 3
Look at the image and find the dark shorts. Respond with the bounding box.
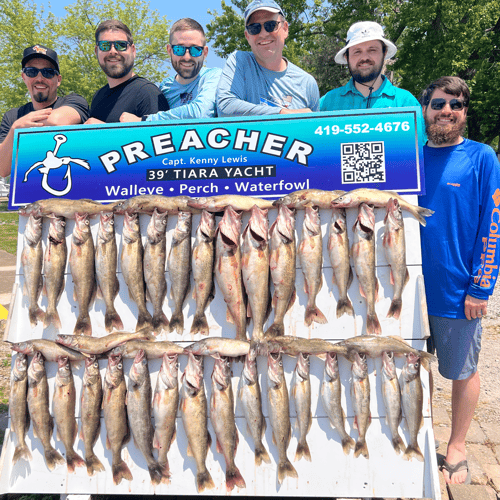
[427,315,482,380]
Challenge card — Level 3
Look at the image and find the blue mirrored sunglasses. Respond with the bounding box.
[171,45,204,57]
[97,40,131,52]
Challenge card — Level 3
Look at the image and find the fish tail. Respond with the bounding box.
[403,443,424,462]
[392,435,406,455]
[255,443,271,466]
[158,460,171,484]
[44,446,65,471]
[336,297,354,318]
[136,311,153,332]
[168,312,184,335]
[190,313,209,336]
[148,462,164,486]
[105,309,124,333]
[226,465,246,491]
[387,298,402,319]
[278,459,298,484]
[112,460,133,485]
[85,453,105,476]
[304,305,328,326]
[341,435,356,456]
[264,322,284,338]
[13,443,32,464]
[294,438,312,462]
[415,206,434,226]
[366,313,382,335]
[74,314,92,336]
[152,312,169,334]
[66,450,86,473]
[354,439,369,459]
[43,308,62,330]
[29,306,45,328]
[196,469,215,492]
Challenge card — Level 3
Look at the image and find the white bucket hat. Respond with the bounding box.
[335,21,397,64]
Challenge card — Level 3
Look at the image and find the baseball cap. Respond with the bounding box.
[244,0,284,24]
[22,45,60,72]
[335,21,397,64]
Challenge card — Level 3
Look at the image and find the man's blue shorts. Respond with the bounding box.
[427,315,482,380]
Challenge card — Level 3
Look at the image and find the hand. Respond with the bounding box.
[279,108,312,114]
[12,109,52,130]
[84,117,105,125]
[464,294,488,320]
[120,112,141,122]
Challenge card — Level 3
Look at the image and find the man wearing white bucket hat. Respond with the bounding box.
[320,21,420,110]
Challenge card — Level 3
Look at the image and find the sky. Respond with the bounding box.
[47,0,232,69]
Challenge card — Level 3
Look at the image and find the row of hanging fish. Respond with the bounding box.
[10,333,428,490]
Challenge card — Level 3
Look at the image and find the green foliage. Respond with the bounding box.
[0,0,171,116]
[0,212,19,255]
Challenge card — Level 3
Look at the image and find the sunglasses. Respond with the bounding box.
[429,98,467,111]
[97,40,131,52]
[22,67,59,79]
[246,20,282,35]
[171,45,204,57]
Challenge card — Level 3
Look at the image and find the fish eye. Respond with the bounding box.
[279,360,283,367]
[110,220,114,225]
[118,363,122,369]
[93,361,99,368]
[85,220,89,226]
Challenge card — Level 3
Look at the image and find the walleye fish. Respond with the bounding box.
[144,208,169,333]
[320,352,355,455]
[9,339,87,362]
[179,353,215,492]
[331,188,434,226]
[184,337,250,357]
[168,211,192,334]
[56,329,153,354]
[153,353,179,479]
[21,212,44,328]
[273,189,346,209]
[215,206,247,340]
[10,353,32,464]
[113,195,200,215]
[351,351,371,459]
[80,355,105,476]
[43,215,66,330]
[210,355,246,491]
[127,349,165,485]
[401,352,424,462]
[191,210,216,335]
[237,347,270,466]
[95,212,123,332]
[241,205,271,341]
[261,335,348,357]
[20,198,117,219]
[110,339,185,359]
[328,208,354,318]
[267,351,298,484]
[381,351,405,454]
[121,211,153,331]
[351,203,381,335]
[102,354,133,485]
[188,194,274,212]
[27,352,65,471]
[266,204,296,337]
[383,198,409,319]
[292,352,312,461]
[298,205,327,326]
[69,212,96,336]
[53,356,85,472]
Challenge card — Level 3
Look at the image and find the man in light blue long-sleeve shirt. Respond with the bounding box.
[120,18,221,122]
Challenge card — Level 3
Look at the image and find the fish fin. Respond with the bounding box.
[43,309,62,330]
[347,266,354,289]
[136,311,153,332]
[354,439,369,459]
[42,281,47,297]
[152,312,169,334]
[105,309,124,333]
[375,278,380,302]
[168,312,184,334]
[226,307,235,324]
[286,288,297,312]
[295,439,312,462]
[207,429,212,449]
[216,437,223,454]
[153,432,159,450]
[255,443,271,466]
[159,460,171,484]
[421,357,431,372]
[390,269,395,286]
[85,453,105,476]
[414,206,434,226]
[171,427,177,446]
[192,287,196,300]
[235,427,239,452]
[226,465,246,491]
[341,436,356,456]
[187,442,193,457]
[404,268,410,286]
[73,314,92,336]
[392,435,406,455]
[403,444,424,462]
[197,469,215,492]
[13,444,32,464]
[358,284,366,299]
[387,299,402,319]
[112,460,133,485]
[304,305,328,326]
[66,450,86,473]
[264,322,284,338]
[336,297,354,318]
[277,459,298,484]
[366,313,382,335]
[106,435,111,450]
[44,446,65,471]
[148,463,164,486]
[272,431,277,446]
[190,313,209,336]
[353,415,358,430]
[96,284,103,301]
[272,291,277,308]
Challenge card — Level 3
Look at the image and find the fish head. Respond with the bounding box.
[48,214,66,241]
[19,201,41,217]
[330,192,353,208]
[12,353,28,382]
[324,352,339,381]
[56,334,77,349]
[83,355,100,385]
[218,206,242,247]
[303,205,321,236]
[56,355,72,383]
[105,353,124,387]
[176,211,193,235]
[353,203,375,236]
[184,353,204,393]
[123,211,140,242]
[295,352,310,381]
[199,210,216,241]
[351,351,368,378]
[160,353,179,388]
[382,351,397,379]
[112,199,130,215]
[330,208,347,235]
[130,349,149,384]
[275,204,296,242]
[24,212,43,246]
[9,341,34,356]
[212,355,231,390]
[73,212,91,243]
[247,205,269,243]
[28,351,45,383]
[267,351,284,388]
[147,208,168,243]
[187,196,212,210]
[98,211,115,238]
[384,198,404,230]
[242,347,258,384]
[403,352,421,380]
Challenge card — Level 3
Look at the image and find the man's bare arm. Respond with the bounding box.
[44,105,83,126]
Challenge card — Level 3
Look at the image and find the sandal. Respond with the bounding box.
[440,459,471,485]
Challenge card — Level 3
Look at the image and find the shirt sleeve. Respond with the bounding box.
[0,110,15,143]
[306,76,320,112]
[136,81,170,117]
[467,147,500,299]
[216,51,280,117]
[57,93,90,123]
[146,68,222,121]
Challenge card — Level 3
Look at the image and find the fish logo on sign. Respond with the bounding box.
[22,134,90,196]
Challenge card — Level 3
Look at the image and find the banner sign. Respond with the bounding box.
[8,107,424,209]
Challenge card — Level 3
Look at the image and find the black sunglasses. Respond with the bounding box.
[246,20,282,35]
[23,67,59,79]
[171,45,204,57]
[97,40,131,52]
[430,98,467,111]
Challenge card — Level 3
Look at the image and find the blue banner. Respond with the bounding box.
[9,107,424,209]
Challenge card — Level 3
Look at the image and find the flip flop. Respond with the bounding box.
[440,459,471,485]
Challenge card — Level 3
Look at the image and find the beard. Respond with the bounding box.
[349,58,384,84]
[425,115,467,146]
[100,55,134,80]
[172,58,203,81]
[33,91,49,103]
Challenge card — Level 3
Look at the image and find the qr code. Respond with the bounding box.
[341,141,386,184]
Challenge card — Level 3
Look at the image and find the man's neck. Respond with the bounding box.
[256,54,287,72]
[353,74,384,97]
[108,71,135,89]
[32,97,58,111]
[428,136,464,148]
[175,72,200,86]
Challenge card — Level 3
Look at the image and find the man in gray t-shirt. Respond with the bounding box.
[216,0,319,117]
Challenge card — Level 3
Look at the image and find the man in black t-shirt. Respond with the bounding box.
[0,45,89,177]
[86,20,170,124]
